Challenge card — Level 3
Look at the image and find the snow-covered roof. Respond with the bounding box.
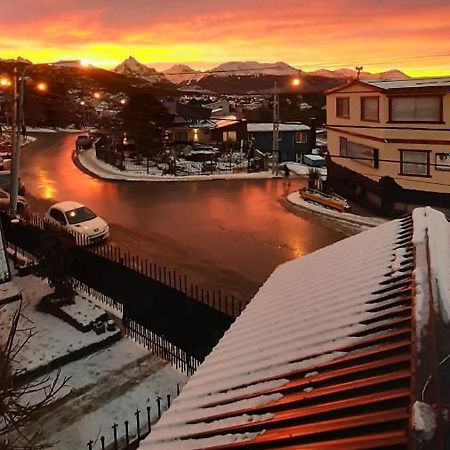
[140,207,450,449]
[247,123,310,132]
[50,201,85,211]
[363,76,450,90]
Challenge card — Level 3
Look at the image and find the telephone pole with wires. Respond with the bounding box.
[272,81,280,174]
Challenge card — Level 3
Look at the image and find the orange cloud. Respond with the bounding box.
[0,0,448,75]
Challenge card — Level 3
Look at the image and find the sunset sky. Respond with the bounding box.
[0,0,449,75]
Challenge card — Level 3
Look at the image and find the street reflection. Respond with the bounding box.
[21,133,346,299]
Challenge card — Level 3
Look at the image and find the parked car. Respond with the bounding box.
[0,188,27,213]
[75,135,92,150]
[44,201,109,244]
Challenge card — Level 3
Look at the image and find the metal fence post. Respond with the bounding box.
[112,423,118,450]
[125,420,130,448]
[147,405,151,433]
[100,436,106,450]
[167,393,171,409]
[135,408,141,440]
[157,396,162,418]
[87,440,93,450]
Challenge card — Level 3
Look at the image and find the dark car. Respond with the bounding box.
[76,135,92,150]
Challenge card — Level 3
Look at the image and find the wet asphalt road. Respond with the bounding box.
[20,133,347,301]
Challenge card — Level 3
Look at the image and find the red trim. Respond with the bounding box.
[326,126,450,145]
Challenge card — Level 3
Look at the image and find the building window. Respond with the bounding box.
[361,97,379,121]
[390,96,442,122]
[340,137,379,168]
[295,131,307,144]
[435,153,450,171]
[223,131,237,142]
[400,150,430,176]
[336,97,350,118]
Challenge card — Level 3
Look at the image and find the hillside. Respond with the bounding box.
[195,73,346,95]
[163,65,203,84]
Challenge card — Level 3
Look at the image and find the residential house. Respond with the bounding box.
[140,207,450,449]
[326,77,450,215]
[247,122,311,162]
[165,102,216,145]
[213,117,247,144]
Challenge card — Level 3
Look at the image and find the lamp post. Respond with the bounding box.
[272,81,280,175]
[9,59,84,217]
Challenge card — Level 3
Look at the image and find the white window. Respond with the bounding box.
[295,131,307,144]
[390,96,441,122]
[361,97,379,121]
[435,153,450,171]
[401,150,429,176]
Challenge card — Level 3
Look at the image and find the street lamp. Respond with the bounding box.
[93,92,101,99]
[0,78,12,88]
[272,75,302,175]
[36,82,48,92]
[9,59,85,218]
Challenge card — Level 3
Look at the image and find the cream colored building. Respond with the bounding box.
[326,77,450,214]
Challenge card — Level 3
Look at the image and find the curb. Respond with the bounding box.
[285,193,386,229]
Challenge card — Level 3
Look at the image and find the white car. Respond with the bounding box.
[0,189,27,213]
[44,201,109,244]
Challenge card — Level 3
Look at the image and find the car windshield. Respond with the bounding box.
[65,207,97,224]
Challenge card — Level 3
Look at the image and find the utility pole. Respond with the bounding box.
[272,81,280,174]
[10,65,24,218]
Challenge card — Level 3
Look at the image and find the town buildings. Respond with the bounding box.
[326,77,450,216]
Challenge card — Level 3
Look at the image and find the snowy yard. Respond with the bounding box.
[25,338,187,449]
[0,273,119,376]
[77,148,277,182]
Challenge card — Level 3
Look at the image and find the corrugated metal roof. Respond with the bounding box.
[140,208,450,449]
[363,76,450,90]
[141,215,417,449]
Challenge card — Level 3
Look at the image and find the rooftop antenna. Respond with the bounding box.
[355,66,364,79]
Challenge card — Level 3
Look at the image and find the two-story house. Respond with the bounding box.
[326,77,450,216]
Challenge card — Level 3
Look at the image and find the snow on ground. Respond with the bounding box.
[286,192,386,229]
[25,338,187,450]
[285,162,327,179]
[0,273,119,375]
[60,294,106,328]
[77,148,277,182]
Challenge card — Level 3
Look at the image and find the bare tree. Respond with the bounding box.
[0,299,71,449]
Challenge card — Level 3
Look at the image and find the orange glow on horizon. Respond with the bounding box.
[0,1,448,77]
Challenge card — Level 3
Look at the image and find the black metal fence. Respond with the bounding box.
[1,212,236,360]
[125,318,199,375]
[86,383,180,450]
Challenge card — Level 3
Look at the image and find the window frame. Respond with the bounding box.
[388,95,444,124]
[399,149,431,177]
[294,131,307,144]
[360,96,380,122]
[435,153,450,171]
[339,137,379,168]
[336,97,350,119]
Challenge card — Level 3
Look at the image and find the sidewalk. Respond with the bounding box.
[76,148,279,182]
[286,191,387,229]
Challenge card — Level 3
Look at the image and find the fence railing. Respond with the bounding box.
[18,211,245,319]
[86,381,181,450]
[125,318,200,376]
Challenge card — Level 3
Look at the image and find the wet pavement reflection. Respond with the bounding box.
[20,133,347,301]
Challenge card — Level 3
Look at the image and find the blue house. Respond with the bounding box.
[247,122,311,162]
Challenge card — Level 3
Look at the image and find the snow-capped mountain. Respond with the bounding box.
[113,56,166,84]
[310,68,409,80]
[0,56,32,64]
[206,61,300,77]
[163,64,203,84]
